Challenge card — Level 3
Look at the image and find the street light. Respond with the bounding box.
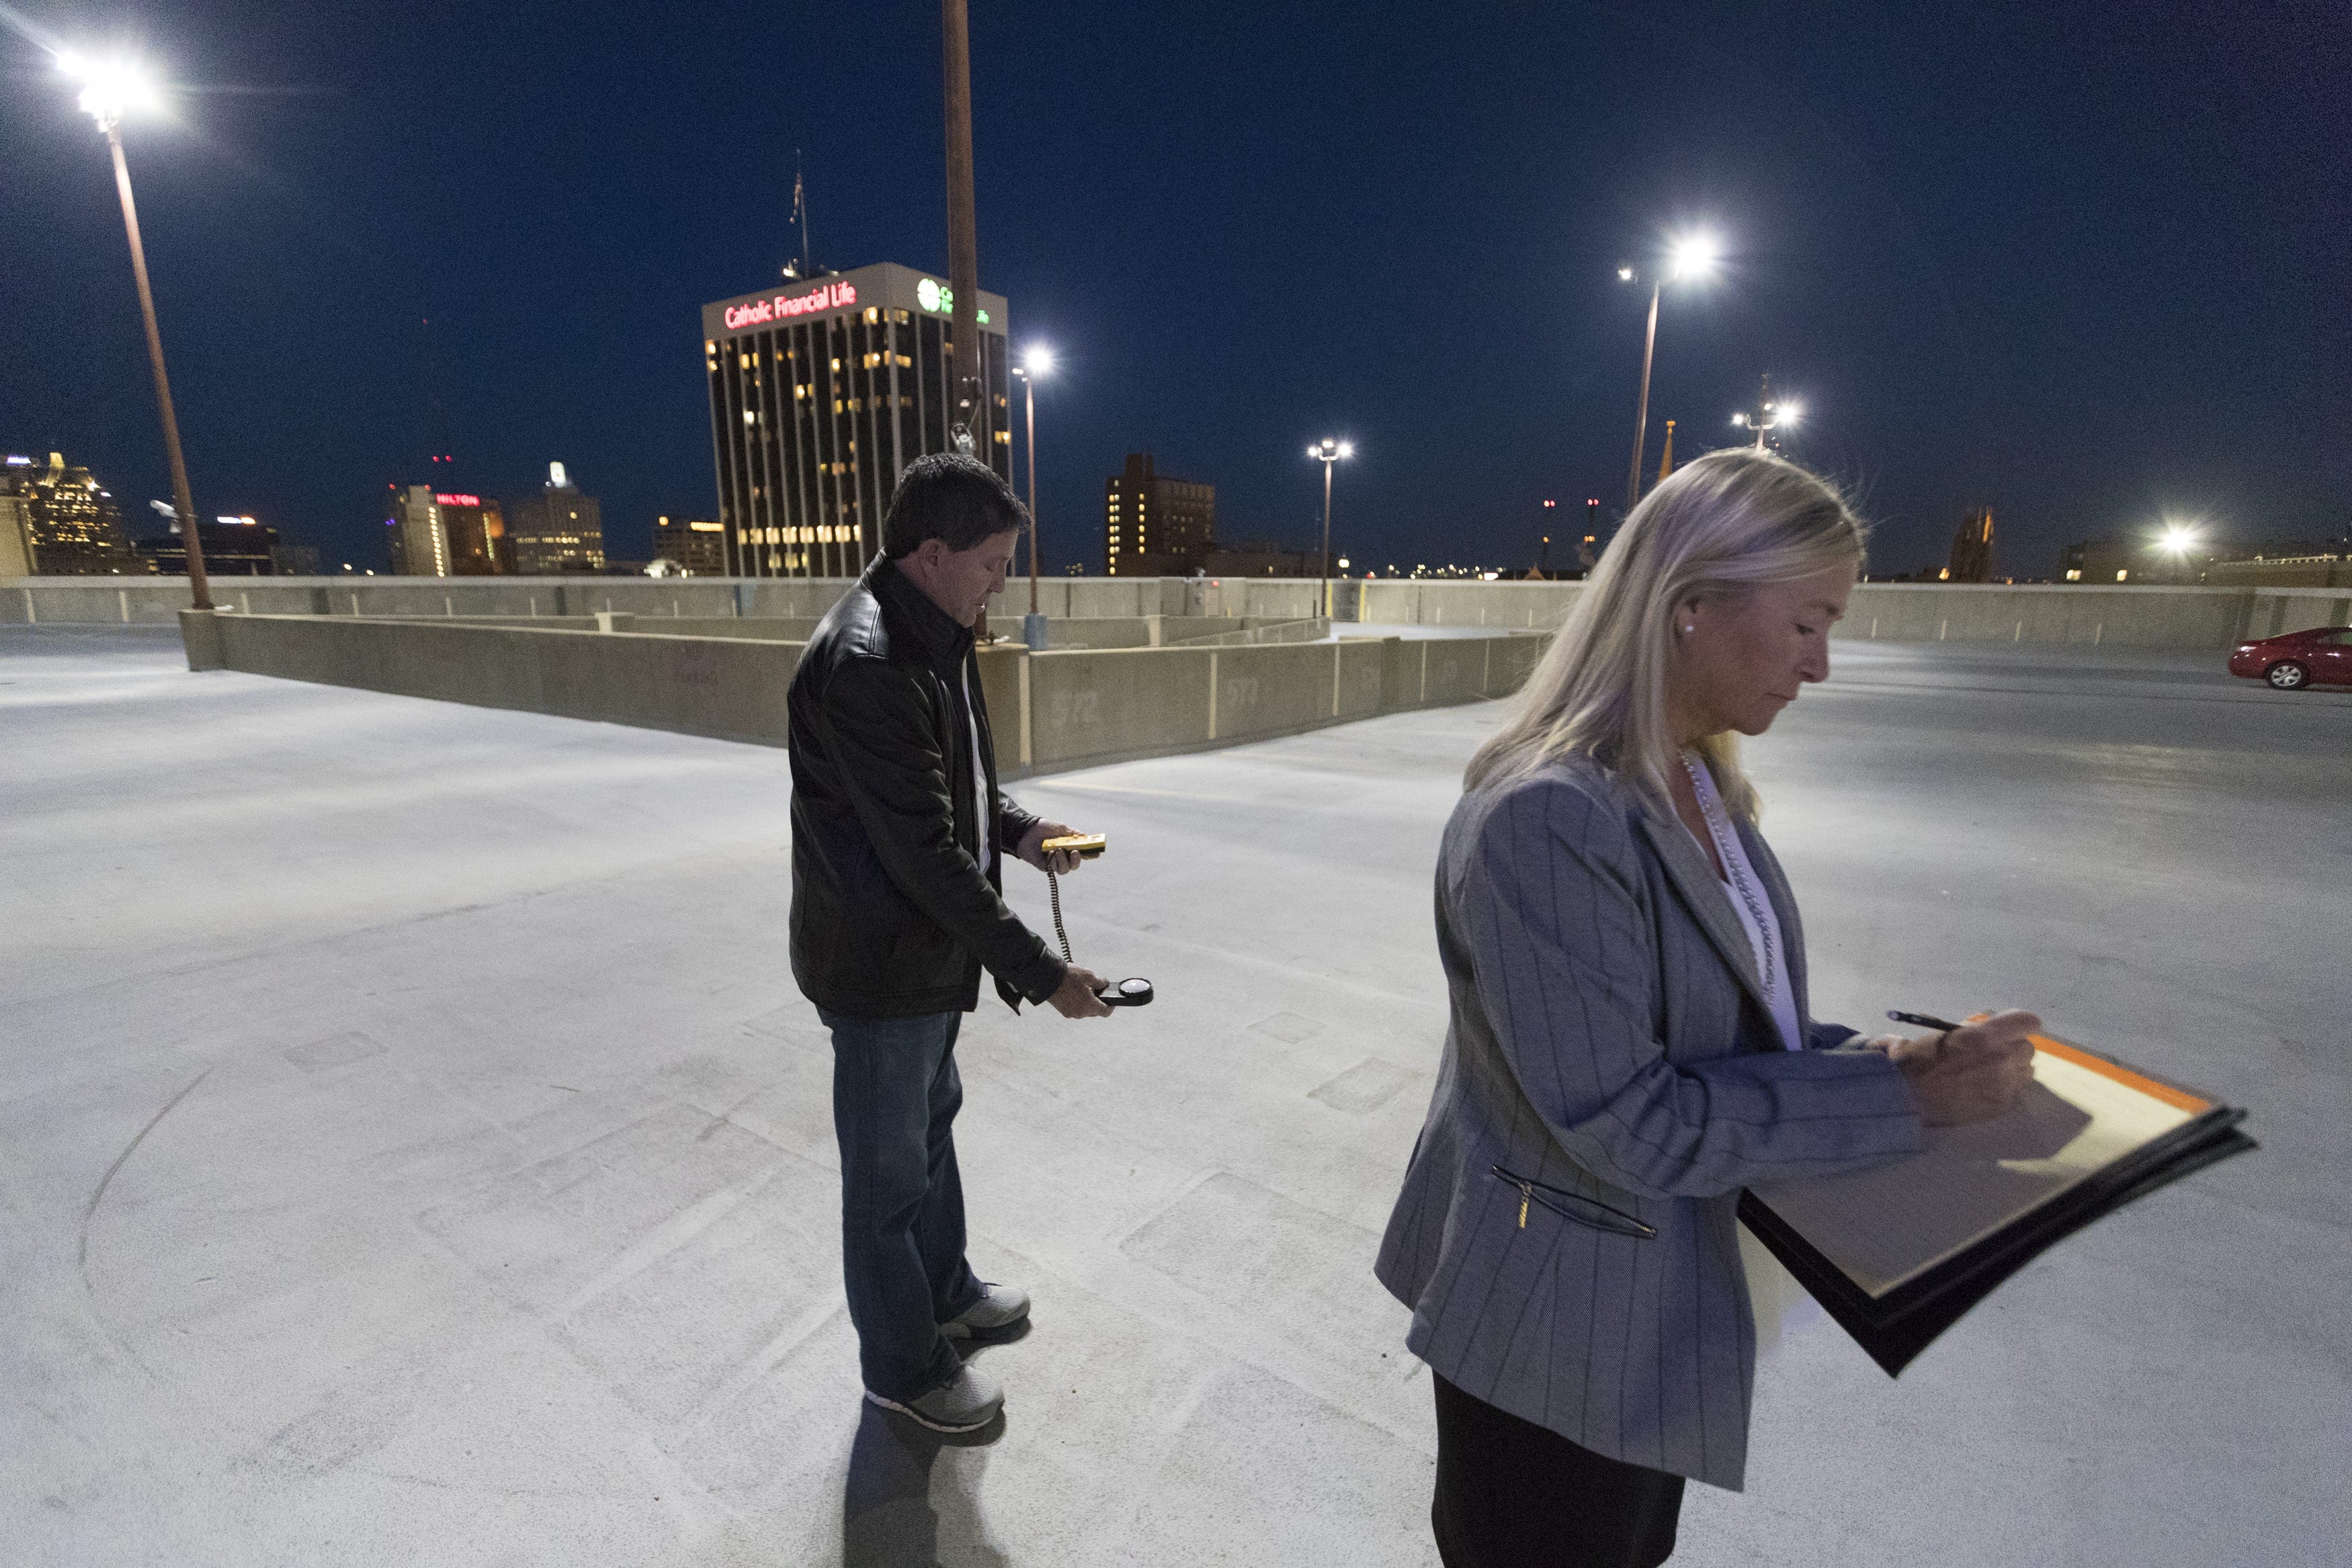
[1730,374,1800,449]
[1619,232,1721,511]
[1010,345,1054,646]
[1308,438,1352,615]
[57,50,211,611]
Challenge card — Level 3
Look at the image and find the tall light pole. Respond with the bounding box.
[60,52,211,610]
[1308,438,1352,616]
[941,0,986,460]
[1011,345,1053,647]
[1619,234,1720,512]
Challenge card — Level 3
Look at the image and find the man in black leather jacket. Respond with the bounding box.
[788,453,1109,1434]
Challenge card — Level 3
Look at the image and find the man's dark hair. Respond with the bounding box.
[882,452,1029,559]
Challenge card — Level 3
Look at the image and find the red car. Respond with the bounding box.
[2228,625,2352,690]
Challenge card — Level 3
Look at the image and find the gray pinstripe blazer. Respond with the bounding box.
[1375,756,1925,1491]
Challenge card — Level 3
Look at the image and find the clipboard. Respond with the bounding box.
[1738,1032,2256,1377]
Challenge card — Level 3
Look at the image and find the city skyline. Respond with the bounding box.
[1,3,2345,581]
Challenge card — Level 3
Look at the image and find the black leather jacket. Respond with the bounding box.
[787,557,1064,1018]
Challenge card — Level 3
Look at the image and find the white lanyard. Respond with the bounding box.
[1680,750,1781,1003]
[961,662,993,874]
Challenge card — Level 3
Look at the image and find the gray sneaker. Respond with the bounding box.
[866,1364,1004,1434]
[939,1282,1030,1340]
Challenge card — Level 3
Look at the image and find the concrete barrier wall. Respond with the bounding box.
[204,615,801,745]
[2,575,761,625]
[188,611,1546,779]
[1361,579,1582,630]
[1836,584,2255,648]
[1356,578,2351,650]
[1024,647,1215,770]
[7,572,1319,629]
[343,613,1256,650]
[23,572,2347,644]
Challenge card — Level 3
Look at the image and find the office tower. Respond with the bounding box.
[1,451,139,574]
[1947,508,1994,583]
[652,514,727,576]
[703,263,1010,579]
[507,462,607,574]
[1104,452,1215,576]
[138,517,279,576]
[384,484,511,575]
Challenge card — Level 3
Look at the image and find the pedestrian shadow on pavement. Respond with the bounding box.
[842,1349,1011,1568]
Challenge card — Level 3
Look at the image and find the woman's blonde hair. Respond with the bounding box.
[1464,447,1867,821]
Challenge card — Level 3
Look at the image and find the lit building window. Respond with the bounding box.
[2116,569,2129,581]
[2065,568,2082,581]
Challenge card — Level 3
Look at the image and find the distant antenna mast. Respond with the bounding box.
[422,310,454,478]
[785,150,814,279]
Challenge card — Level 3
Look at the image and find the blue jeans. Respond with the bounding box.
[819,1007,984,1401]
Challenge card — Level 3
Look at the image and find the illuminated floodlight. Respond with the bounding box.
[1617,264,1636,281]
[1778,403,1801,425]
[2160,523,2199,558]
[1667,232,1720,281]
[57,51,161,130]
[1731,412,1749,427]
[1021,344,1054,377]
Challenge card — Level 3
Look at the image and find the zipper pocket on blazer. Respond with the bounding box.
[1490,1165,1658,1239]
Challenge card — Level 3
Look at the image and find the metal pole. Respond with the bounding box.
[108,126,209,609]
[941,0,984,460]
[1625,279,1660,513]
[1321,458,1334,609]
[1024,371,1039,613]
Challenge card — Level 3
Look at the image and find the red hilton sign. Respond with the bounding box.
[724,280,857,331]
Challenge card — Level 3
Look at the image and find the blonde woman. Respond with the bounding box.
[1376,449,2036,1568]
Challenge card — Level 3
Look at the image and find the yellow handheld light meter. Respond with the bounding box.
[1041,833,1107,859]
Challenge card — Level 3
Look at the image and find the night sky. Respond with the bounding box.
[4,1,2347,580]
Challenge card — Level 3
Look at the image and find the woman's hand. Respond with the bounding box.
[1875,1010,2041,1127]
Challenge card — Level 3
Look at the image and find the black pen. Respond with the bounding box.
[1886,1009,1963,1032]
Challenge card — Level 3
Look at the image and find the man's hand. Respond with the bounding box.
[1878,1009,2041,1127]
[1048,963,1114,1018]
[1018,820,1087,875]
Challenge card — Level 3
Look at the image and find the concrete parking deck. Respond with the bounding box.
[4,627,2346,1567]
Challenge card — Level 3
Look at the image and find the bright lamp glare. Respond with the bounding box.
[2160,525,2198,557]
[59,52,160,126]
[1667,234,1720,281]
[1731,412,1747,426]
[1779,404,1800,424]
[1616,265,1635,281]
[1336,441,1353,459]
[1022,345,1054,376]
